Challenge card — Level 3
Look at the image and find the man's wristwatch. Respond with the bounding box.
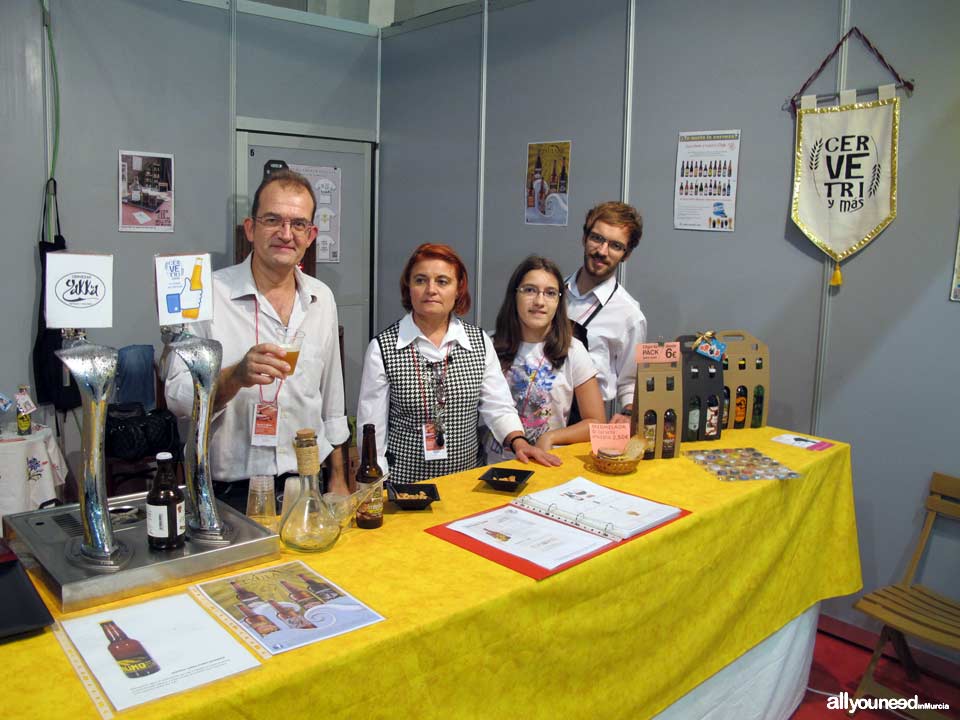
[621,407,633,417]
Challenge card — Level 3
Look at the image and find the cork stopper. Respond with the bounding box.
[293,429,321,475]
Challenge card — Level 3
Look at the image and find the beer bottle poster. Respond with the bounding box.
[196,561,384,655]
[118,150,174,232]
[60,594,259,712]
[525,141,571,226]
[154,253,214,325]
[673,130,741,232]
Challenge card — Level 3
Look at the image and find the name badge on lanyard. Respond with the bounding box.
[251,401,280,446]
[422,422,448,460]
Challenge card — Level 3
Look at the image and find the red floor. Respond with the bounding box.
[792,631,960,719]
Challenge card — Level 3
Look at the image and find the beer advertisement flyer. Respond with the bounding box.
[44,252,114,329]
[154,253,214,326]
[118,150,174,232]
[525,141,571,226]
[673,130,741,232]
[195,561,384,655]
[60,594,260,712]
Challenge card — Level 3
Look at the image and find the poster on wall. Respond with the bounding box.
[118,151,174,232]
[951,225,960,302]
[674,130,741,232]
[525,141,570,226]
[289,163,342,263]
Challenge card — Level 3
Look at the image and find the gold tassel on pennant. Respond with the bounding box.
[830,261,843,287]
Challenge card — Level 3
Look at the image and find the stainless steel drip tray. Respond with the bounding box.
[3,492,280,613]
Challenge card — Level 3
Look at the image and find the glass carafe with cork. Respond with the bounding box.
[278,429,341,551]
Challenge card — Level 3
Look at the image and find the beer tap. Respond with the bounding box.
[56,329,130,568]
[161,324,229,544]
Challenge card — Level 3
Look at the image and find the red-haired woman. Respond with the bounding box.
[357,243,562,483]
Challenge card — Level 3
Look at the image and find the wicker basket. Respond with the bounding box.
[590,453,641,475]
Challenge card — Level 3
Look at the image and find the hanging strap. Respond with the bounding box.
[41,177,63,245]
[785,26,915,114]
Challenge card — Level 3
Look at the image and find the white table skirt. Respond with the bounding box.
[653,603,819,720]
[0,423,67,518]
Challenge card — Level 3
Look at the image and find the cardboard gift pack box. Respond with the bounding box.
[631,356,683,460]
[676,334,726,442]
[716,329,770,430]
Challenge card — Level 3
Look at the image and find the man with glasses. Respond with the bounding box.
[165,170,349,508]
[565,201,647,424]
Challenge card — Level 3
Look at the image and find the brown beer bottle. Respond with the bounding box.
[280,580,324,610]
[146,452,185,551]
[235,602,280,636]
[229,580,263,605]
[662,409,677,459]
[355,424,384,529]
[297,573,340,602]
[734,386,748,428]
[268,599,315,629]
[642,410,657,460]
[100,620,160,678]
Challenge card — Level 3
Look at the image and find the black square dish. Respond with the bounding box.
[386,483,440,510]
[479,467,533,492]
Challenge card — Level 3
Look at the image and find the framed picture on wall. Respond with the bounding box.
[525,141,570,226]
[951,224,960,302]
[118,150,174,232]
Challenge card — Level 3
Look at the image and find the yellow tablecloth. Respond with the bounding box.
[7,428,861,720]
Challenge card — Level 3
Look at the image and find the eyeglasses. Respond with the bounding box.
[585,230,628,254]
[255,214,313,236]
[517,285,561,301]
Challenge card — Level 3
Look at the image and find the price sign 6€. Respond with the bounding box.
[636,342,681,364]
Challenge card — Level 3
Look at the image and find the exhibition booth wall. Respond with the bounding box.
[2,0,957,660]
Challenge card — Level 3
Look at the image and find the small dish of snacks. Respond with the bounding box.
[591,437,645,475]
[386,482,440,510]
[479,467,533,492]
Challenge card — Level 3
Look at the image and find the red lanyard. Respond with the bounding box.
[411,343,451,421]
[254,295,285,405]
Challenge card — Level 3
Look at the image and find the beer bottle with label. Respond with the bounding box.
[280,580,325,610]
[100,620,160,678]
[146,452,185,551]
[751,385,765,428]
[235,602,280,636]
[297,573,341,602]
[268,599,315,629]
[704,394,721,439]
[722,386,731,428]
[642,410,657,460]
[734,385,748,428]
[16,385,32,436]
[230,580,263,605]
[662,409,677,459]
[355,424,384,529]
[685,395,701,442]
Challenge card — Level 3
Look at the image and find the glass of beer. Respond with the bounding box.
[280,330,305,375]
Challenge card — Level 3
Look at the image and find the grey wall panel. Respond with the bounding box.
[48,0,230,351]
[480,0,628,330]
[817,0,960,646]
[628,0,840,432]
[0,0,46,395]
[378,14,482,330]
[237,13,377,131]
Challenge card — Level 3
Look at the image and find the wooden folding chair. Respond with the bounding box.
[851,471,960,719]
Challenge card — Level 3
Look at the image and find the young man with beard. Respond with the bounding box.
[564,201,647,424]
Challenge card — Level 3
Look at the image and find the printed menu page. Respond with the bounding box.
[446,506,613,570]
[515,477,682,540]
[60,594,259,712]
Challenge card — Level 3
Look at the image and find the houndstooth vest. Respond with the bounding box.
[376,320,486,483]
